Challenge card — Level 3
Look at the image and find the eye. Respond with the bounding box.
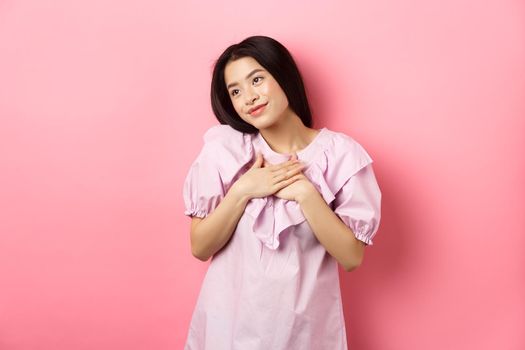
[230,77,263,97]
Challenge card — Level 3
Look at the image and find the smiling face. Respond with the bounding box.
[224,56,291,129]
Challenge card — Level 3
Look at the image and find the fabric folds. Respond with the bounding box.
[182,125,254,218]
[245,132,379,249]
[183,124,382,249]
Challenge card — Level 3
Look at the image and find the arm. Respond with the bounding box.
[297,191,366,272]
[189,153,305,261]
[190,185,251,261]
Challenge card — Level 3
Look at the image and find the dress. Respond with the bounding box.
[182,124,382,350]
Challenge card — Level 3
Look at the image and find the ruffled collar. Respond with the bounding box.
[243,128,337,250]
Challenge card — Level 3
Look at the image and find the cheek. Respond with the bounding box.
[262,81,276,95]
[232,99,249,120]
[231,98,242,112]
[266,81,286,102]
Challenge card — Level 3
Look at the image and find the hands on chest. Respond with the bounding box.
[233,151,317,203]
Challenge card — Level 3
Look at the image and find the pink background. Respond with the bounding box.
[1,0,524,349]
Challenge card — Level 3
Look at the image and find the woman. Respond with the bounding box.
[182,35,382,350]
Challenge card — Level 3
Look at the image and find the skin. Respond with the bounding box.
[190,56,365,271]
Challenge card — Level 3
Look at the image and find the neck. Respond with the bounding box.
[258,111,317,154]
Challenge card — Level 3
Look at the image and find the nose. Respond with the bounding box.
[245,89,259,106]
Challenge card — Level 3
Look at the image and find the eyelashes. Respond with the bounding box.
[230,76,264,97]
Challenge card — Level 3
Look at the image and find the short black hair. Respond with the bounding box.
[210,35,313,134]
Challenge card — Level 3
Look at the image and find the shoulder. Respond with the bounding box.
[203,124,246,143]
[324,129,374,168]
[198,123,246,150]
[201,123,253,158]
[303,128,376,205]
[200,123,246,149]
[197,124,254,180]
[198,122,251,150]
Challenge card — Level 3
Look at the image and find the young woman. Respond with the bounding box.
[182,35,382,350]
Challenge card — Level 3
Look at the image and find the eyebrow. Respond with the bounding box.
[226,68,265,90]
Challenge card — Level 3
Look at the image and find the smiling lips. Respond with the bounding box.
[248,102,268,115]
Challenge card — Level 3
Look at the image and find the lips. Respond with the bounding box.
[248,102,268,114]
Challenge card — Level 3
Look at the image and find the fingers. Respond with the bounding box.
[275,173,303,191]
[261,153,305,172]
[272,162,305,181]
[288,173,303,182]
[251,152,264,168]
[276,158,301,169]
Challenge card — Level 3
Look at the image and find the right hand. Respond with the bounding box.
[232,152,306,200]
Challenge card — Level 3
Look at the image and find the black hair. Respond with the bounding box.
[210,35,313,134]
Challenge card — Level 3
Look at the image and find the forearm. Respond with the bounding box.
[297,191,366,271]
[191,184,251,261]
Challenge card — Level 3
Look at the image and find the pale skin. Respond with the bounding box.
[190,56,365,271]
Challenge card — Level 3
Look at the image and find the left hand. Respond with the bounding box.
[263,152,317,202]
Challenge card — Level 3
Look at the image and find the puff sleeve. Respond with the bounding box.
[333,162,382,246]
[182,141,225,218]
[182,124,254,218]
[324,133,382,246]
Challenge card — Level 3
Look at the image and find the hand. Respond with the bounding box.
[232,152,306,200]
[264,152,318,202]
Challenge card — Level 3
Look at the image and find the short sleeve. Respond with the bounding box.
[333,162,382,246]
[182,142,226,218]
[182,124,255,218]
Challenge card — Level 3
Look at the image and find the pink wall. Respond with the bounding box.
[1,0,524,349]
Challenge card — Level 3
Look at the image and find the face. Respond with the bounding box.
[224,56,290,129]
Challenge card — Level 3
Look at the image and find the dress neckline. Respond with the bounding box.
[255,127,327,161]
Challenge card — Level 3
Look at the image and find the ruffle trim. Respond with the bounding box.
[354,225,374,245]
[184,208,209,218]
[244,134,373,250]
[202,124,373,250]
[204,125,255,190]
[243,147,337,249]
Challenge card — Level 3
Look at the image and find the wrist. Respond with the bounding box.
[228,183,252,204]
[296,186,320,205]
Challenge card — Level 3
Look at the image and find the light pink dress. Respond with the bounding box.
[182,124,382,350]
